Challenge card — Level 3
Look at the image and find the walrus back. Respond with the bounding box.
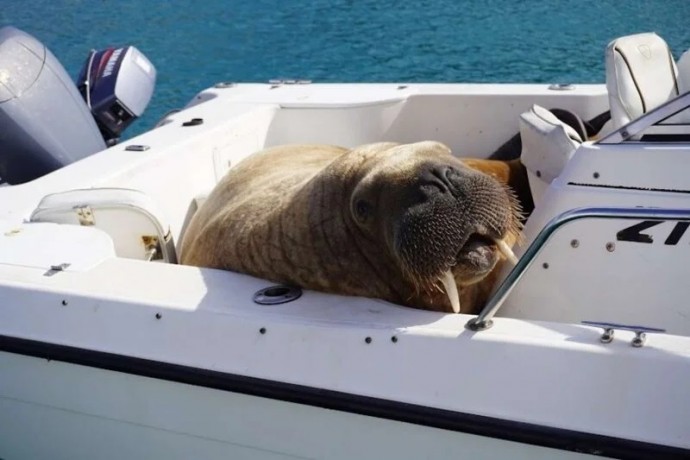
[180,144,348,268]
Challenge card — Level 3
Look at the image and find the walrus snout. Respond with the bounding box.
[395,161,520,285]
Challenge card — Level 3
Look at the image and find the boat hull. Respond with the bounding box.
[3,343,685,460]
[0,350,600,460]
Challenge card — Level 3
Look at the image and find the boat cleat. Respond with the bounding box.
[581,321,667,347]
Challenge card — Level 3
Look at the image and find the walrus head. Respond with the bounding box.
[347,141,522,312]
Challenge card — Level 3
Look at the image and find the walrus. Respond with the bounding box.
[180,141,524,314]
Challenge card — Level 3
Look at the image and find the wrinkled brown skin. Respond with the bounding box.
[181,142,523,314]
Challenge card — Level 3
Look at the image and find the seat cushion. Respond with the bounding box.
[606,32,679,128]
[673,49,690,124]
[30,188,177,263]
[679,49,690,95]
[520,104,582,181]
[519,105,582,204]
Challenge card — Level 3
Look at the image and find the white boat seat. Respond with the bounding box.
[30,188,177,263]
[605,32,679,130]
[678,49,690,94]
[673,49,690,123]
[519,104,582,205]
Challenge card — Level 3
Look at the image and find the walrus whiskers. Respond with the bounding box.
[440,270,461,313]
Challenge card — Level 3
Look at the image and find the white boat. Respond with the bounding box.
[1,30,689,459]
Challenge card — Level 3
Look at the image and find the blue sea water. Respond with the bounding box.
[3,0,690,137]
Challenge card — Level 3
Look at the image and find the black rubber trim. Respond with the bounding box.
[640,134,690,142]
[568,182,690,194]
[181,117,203,127]
[1,334,687,460]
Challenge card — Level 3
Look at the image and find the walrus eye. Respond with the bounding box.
[354,199,372,221]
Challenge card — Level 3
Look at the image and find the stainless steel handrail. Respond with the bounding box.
[466,207,690,331]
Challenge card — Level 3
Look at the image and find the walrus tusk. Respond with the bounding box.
[441,270,461,313]
[495,238,518,265]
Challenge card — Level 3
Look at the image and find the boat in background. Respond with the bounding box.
[1,28,689,459]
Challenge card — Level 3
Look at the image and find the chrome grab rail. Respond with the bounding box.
[466,207,690,331]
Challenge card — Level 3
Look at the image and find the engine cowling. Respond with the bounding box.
[77,45,156,143]
[0,26,106,184]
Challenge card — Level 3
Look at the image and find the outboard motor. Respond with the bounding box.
[77,46,155,145]
[0,26,155,185]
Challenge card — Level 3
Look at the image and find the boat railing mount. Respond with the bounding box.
[466,206,690,331]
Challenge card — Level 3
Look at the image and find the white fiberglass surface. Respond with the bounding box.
[1,83,633,329]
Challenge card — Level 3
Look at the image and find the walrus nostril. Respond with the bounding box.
[434,165,459,184]
[419,165,460,195]
[441,165,459,180]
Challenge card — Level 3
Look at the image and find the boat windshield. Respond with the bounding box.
[598,90,690,144]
